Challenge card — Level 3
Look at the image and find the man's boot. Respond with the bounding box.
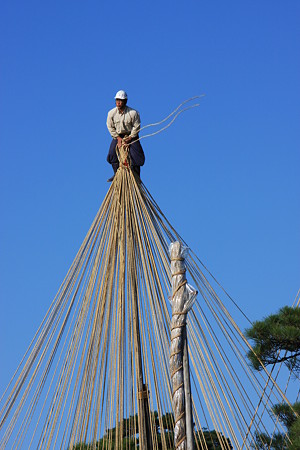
[107,163,119,182]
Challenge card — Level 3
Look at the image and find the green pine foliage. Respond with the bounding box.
[251,430,288,449]
[246,306,300,449]
[272,402,300,430]
[251,403,300,449]
[195,429,233,449]
[71,412,233,449]
[289,417,300,450]
[245,306,300,374]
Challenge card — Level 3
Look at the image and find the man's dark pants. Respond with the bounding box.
[107,135,145,176]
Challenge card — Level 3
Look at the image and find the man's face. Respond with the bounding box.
[116,99,126,112]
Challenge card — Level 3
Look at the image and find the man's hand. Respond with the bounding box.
[123,136,132,144]
[117,136,123,148]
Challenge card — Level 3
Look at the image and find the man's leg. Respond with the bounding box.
[107,139,119,181]
[132,166,140,177]
[129,138,145,177]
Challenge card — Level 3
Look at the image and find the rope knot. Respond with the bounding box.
[116,143,130,169]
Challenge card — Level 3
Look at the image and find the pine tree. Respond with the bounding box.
[246,306,300,449]
[245,306,300,374]
[71,412,233,449]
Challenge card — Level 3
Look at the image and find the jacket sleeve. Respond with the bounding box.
[129,110,141,138]
[107,111,119,138]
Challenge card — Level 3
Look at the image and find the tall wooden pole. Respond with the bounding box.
[183,328,194,449]
[131,262,153,450]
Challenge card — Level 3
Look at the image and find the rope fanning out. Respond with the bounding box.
[0,160,296,449]
[130,96,205,146]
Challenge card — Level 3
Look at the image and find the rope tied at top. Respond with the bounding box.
[116,142,130,168]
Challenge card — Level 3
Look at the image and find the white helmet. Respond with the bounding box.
[114,90,128,100]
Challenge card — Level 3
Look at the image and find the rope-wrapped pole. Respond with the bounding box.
[170,241,197,450]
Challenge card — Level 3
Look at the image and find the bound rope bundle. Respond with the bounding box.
[170,242,197,450]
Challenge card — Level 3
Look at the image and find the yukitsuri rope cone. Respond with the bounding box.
[0,147,297,449]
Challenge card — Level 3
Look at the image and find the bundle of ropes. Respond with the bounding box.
[0,144,297,449]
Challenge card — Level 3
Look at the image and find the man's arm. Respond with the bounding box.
[106,111,119,139]
[129,110,141,139]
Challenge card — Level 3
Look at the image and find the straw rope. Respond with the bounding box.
[0,156,297,449]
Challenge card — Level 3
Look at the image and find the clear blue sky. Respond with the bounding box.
[0,0,299,392]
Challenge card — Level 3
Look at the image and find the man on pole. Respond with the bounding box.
[106,90,145,182]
